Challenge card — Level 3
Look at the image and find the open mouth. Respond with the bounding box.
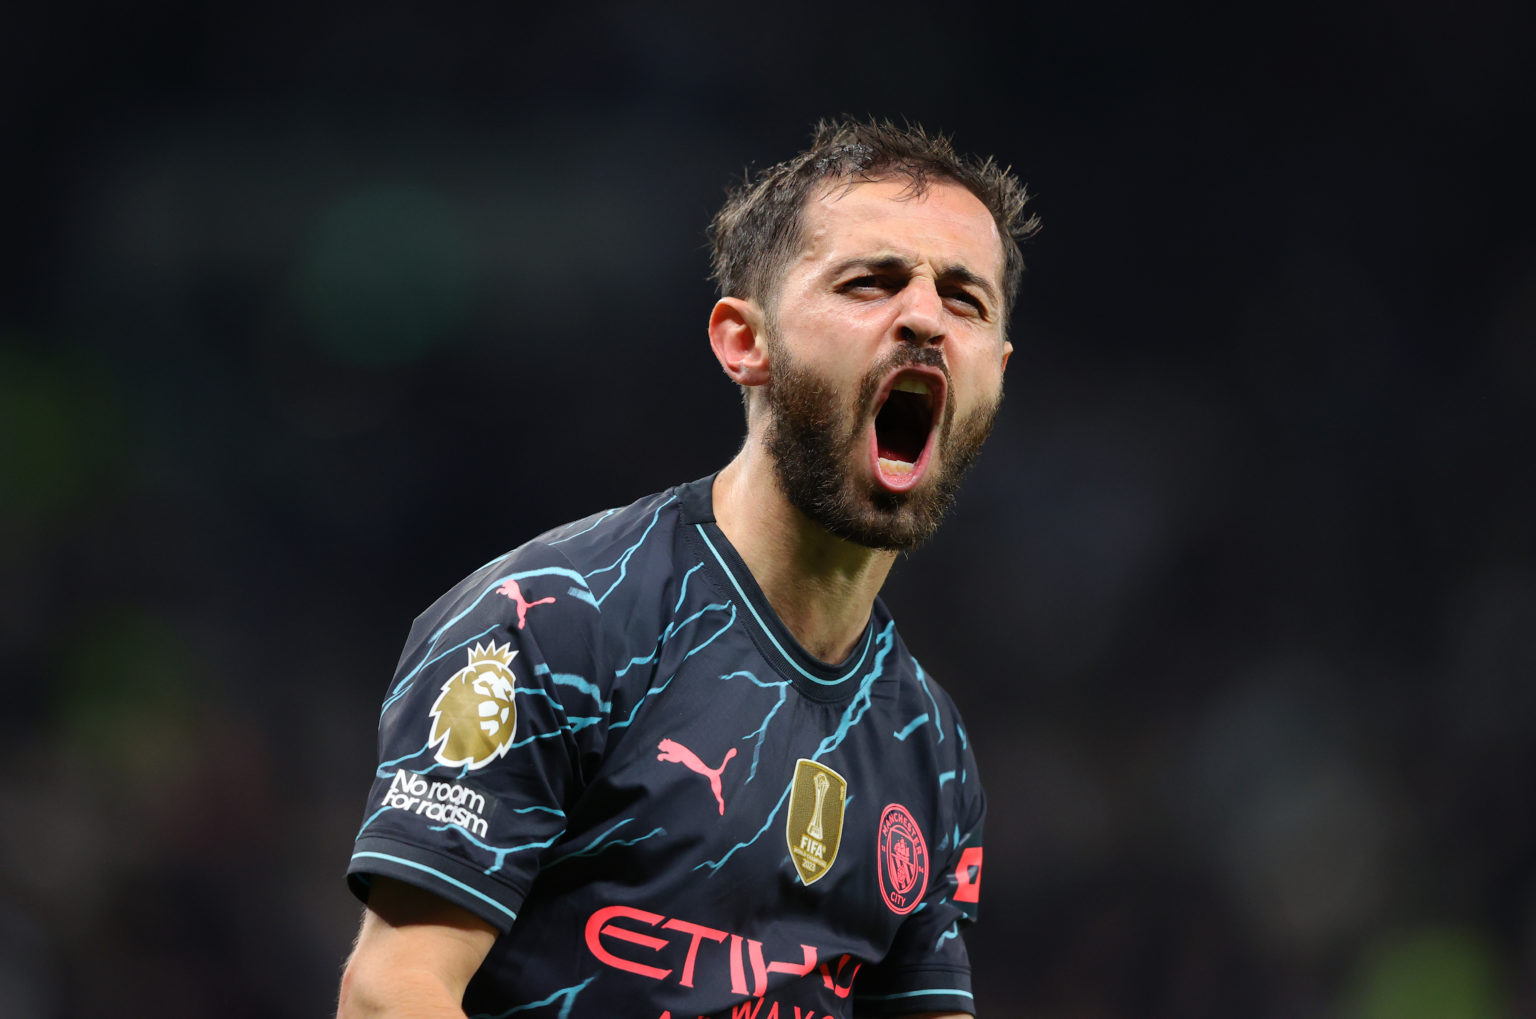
[872,371,943,489]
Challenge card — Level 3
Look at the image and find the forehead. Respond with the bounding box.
[794,178,1004,283]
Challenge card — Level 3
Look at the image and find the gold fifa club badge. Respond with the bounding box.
[786,759,847,885]
[428,641,519,769]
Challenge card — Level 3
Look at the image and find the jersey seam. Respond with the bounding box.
[350,834,531,922]
[520,537,611,789]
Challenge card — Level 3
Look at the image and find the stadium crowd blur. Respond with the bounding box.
[2,2,1533,1016]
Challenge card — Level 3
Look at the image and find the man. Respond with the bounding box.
[338,117,1037,1019]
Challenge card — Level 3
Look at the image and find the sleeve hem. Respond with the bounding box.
[853,967,974,1017]
[347,834,527,934]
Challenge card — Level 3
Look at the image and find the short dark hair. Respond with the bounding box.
[708,116,1040,322]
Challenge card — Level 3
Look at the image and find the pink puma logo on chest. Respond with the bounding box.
[656,738,737,815]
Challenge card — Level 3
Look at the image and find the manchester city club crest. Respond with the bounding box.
[877,803,929,914]
[786,759,846,885]
[428,641,519,769]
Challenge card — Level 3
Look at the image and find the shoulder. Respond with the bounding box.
[425,483,693,611]
[874,612,982,778]
[528,483,692,580]
[875,608,973,725]
[403,481,702,657]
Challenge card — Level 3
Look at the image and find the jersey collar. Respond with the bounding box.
[679,475,880,701]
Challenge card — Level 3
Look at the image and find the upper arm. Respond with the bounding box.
[349,547,608,921]
[339,877,498,1018]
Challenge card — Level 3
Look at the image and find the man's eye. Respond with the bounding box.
[945,291,986,315]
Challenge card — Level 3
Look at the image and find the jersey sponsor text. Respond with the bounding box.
[585,902,860,1003]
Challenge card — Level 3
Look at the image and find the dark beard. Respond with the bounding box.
[764,341,1001,552]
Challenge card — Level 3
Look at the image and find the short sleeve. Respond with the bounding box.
[347,543,608,933]
[854,733,986,1016]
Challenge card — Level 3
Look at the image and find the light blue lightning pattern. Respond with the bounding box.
[694,622,897,874]
[512,804,565,818]
[542,820,667,869]
[548,507,618,544]
[355,805,391,838]
[531,663,610,710]
[444,823,565,876]
[809,621,896,762]
[380,625,498,715]
[912,659,945,743]
[586,495,677,605]
[508,728,572,750]
[609,604,737,731]
[612,563,724,679]
[719,669,790,785]
[607,674,675,732]
[377,740,434,774]
[520,666,608,735]
[694,782,795,875]
[935,921,962,950]
[381,565,593,716]
[856,988,973,1006]
[615,599,733,679]
[422,544,732,879]
[470,976,597,1019]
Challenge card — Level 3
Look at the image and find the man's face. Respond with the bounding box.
[761,178,1012,551]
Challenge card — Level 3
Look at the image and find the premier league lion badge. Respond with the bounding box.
[428,641,519,769]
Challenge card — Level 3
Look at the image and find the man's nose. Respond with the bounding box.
[895,280,945,347]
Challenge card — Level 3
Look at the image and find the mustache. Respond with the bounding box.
[858,346,951,410]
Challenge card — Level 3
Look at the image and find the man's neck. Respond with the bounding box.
[712,446,897,665]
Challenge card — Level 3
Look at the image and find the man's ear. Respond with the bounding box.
[709,298,771,388]
[1001,338,1013,374]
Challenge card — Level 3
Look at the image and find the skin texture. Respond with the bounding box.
[340,178,1006,1019]
[338,877,496,1018]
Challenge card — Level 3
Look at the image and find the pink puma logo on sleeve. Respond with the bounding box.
[496,579,557,629]
[656,738,737,816]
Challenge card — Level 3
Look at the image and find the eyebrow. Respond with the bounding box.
[829,255,1000,308]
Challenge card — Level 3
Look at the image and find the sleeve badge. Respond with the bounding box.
[428,641,519,769]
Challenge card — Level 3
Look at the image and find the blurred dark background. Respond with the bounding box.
[2,1,1533,1016]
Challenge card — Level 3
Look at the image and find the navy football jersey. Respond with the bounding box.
[348,476,987,1018]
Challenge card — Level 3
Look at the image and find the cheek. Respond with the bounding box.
[785,316,878,378]
[955,343,1007,388]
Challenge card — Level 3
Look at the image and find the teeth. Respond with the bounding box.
[878,457,915,475]
[893,377,931,397]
